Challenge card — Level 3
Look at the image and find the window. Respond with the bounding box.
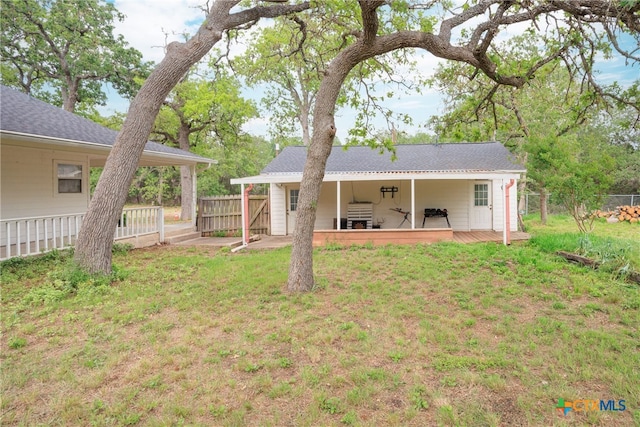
[57,163,83,194]
[289,189,299,212]
[474,183,488,206]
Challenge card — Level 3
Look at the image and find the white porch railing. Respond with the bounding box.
[1,207,164,261]
[113,207,164,241]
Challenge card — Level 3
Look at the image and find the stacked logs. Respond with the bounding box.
[592,205,640,223]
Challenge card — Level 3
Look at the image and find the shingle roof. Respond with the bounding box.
[262,143,525,174]
[0,85,213,163]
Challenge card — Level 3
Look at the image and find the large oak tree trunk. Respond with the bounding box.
[540,187,548,225]
[180,165,193,220]
[299,105,311,146]
[178,124,193,221]
[75,1,310,274]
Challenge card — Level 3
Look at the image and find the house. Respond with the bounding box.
[230,143,525,246]
[0,85,214,259]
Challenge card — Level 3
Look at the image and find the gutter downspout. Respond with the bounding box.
[232,183,254,252]
[504,179,515,245]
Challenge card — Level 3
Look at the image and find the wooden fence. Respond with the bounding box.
[197,195,269,236]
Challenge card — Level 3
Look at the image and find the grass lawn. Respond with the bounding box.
[1,216,639,426]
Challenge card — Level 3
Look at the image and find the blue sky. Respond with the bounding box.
[103,1,639,143]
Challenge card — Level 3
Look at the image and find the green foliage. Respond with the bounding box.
[410,385,429,410]
[318,395,344,414]
[527,132,614,232]
[19,260,126,307]
[578,234,635,276]
[148,70,269,197]
[8,336,27,349]
[234,1,428,145]
[528,218,640,273]
[429,40,638,204]
[112,243,134,255]
[0,0,151,112]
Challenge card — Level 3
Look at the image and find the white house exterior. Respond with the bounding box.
[0,85,214,259]
[231,143,525,240]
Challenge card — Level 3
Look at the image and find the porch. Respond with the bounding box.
[0,207,166,261]
[312,228,529,247]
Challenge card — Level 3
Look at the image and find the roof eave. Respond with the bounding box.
[231,170,525,185]
[1,130,215,166]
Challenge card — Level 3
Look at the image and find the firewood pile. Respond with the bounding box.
[592,205,640,223]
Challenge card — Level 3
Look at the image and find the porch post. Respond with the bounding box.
[158,207,165,243]
[240,183,246,246]
[410,179,416,229]
[191,164,197,229]
[502,180,507,245]
[336,181,341,230]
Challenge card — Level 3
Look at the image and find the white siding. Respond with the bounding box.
[313,180,469,230]
[509,180,519,232]
[491,180,502,231]
[269,183,287,235]
[315,182,340,229]
[415,180,469,230]
[1,143,89,219]
[488,179,519,232]
[270,177,519,234]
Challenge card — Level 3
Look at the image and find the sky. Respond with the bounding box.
[103,0,639,143]
[104,0,447,142]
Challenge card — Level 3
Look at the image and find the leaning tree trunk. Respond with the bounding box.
[287,69,346,291]
[74,1,310,274]
[74,69,192,273]
[287,2,430,291]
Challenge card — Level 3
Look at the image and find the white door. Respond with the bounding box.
[469,181,492,230]
[287,188,299,235]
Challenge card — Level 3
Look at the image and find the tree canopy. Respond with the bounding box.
[234,2,425,146]
[151,67,258,219]
[287,0,640,291]
[0,0,151,113]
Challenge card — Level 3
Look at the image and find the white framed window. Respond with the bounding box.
[55,162,84,194]
[289,189,299,211]
[474,183,489,206]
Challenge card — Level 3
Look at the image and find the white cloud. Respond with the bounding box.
[113,0,205,64]
[243,116,270,137]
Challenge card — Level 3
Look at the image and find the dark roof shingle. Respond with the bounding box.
[0,85,212,162]
[263,143,524,174]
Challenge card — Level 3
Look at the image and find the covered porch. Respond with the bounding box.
[231,173,521,247]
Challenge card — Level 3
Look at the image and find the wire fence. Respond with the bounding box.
[522,194,639,215]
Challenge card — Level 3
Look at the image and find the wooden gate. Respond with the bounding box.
[197,195,269,236]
